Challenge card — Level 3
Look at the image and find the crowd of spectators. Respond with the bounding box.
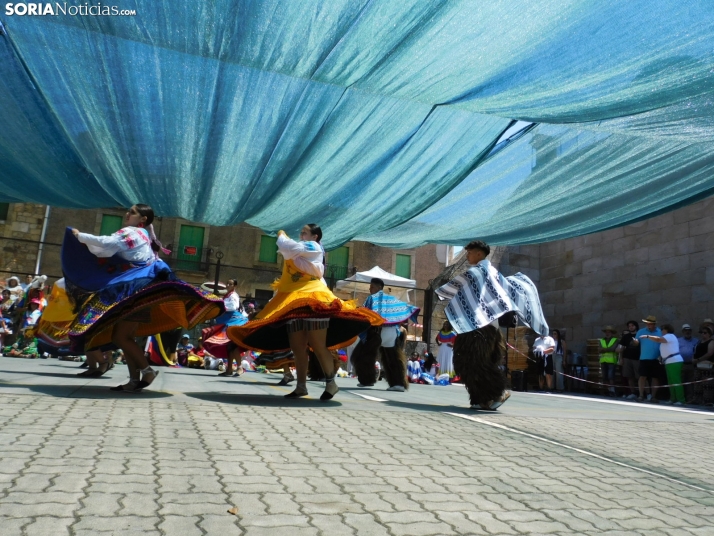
[0,274,48,357]
[532,315,714,406]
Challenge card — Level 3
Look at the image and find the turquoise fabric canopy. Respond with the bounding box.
[1,1,712,248]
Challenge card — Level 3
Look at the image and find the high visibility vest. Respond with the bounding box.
[600,338,618,364]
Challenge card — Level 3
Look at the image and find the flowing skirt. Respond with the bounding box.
[61,228,224,351]
[202,311,248,359]
[228,288,383,352]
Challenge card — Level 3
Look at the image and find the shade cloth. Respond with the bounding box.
[1,1,713,247]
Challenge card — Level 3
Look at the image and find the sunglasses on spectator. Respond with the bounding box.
[699,330,711,334]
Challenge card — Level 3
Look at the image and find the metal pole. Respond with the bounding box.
[424,283,434,354]
[213,251,223,294]
[34,205,51,275]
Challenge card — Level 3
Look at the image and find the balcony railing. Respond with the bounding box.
[163,246,212,273]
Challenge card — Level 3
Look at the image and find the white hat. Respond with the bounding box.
[682,324,692,330]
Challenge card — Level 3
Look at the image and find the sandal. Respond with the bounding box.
[285,385,308,398]
[109,379,142,393]
[136,367,158,389]
[320,378,339,401]
[90,362,111,377]
[277,372,294,386]
[488,390,511,410]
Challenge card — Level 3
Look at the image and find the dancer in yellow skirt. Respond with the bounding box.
[228,224,383,400]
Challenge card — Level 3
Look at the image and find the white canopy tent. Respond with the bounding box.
[335,266,416,303]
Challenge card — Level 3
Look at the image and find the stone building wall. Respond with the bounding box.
[537,196,714,354]
[0,203,49,278]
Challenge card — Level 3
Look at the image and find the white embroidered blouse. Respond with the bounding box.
[224,291,241,312]
[77,227,154,263]
[277,233,324,279]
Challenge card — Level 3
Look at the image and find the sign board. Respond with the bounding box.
[183,246,197,256]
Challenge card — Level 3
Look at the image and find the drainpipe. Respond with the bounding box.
[34,205,51,275]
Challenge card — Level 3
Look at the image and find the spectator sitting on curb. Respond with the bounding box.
[617,321,640,400]
[632,315,662,403]
[21,274,33,292]
[677,324,698,403]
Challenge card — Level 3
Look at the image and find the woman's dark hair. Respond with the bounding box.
[551,329,563,354]
[464,240,490,256]
[627,320,640,331]
[661,323,675,334]
[306,223,322,242]
[227,278,238,286]
[134,204,155,226]
[306,223,325,266]
[133,204,161,253]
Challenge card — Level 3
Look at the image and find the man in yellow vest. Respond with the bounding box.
[600,326,619,396]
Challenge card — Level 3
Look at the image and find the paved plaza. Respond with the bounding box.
[0,357,712,536]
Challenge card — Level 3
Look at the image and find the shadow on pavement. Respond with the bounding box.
[186,392,343,408]
[377,399,501,416]
[211,380,283,387]
[0,381,173,399]
[0,369,95,380]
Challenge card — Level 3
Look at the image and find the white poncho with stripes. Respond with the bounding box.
[435,260,549,336]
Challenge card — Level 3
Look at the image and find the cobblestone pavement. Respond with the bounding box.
[1,357,712,535]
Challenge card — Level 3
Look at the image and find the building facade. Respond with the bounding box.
[0,204,449,337]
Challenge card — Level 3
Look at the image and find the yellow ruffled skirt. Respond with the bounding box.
[228,288,383,352]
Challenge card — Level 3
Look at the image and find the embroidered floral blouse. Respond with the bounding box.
[276,232,324,279]
[77,227,154,263]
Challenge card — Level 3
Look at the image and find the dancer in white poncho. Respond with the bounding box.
[436,240,548,410]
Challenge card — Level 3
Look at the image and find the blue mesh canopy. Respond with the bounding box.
[0,1,713,248]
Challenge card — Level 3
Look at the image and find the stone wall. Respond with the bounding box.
[538,196,714,354]
[0,203,48,279]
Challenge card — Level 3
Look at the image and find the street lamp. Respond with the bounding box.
[213,250,224,294]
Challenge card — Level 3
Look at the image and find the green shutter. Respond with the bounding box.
[327,246,349,279]
[0,203,9,220]
[177,224,205,270]
[99,214,123,235]
[259,235,278,263]
[395,254,412,279]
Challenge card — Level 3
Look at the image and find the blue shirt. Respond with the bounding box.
[677,336,699,363]
[636,327,662,360]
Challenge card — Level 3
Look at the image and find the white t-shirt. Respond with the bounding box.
[660,333,683,364]
[533,336,555,355]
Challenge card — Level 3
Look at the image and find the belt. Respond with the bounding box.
[662,353,681,364]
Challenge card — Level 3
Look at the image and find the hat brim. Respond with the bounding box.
[642,318,656,324]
